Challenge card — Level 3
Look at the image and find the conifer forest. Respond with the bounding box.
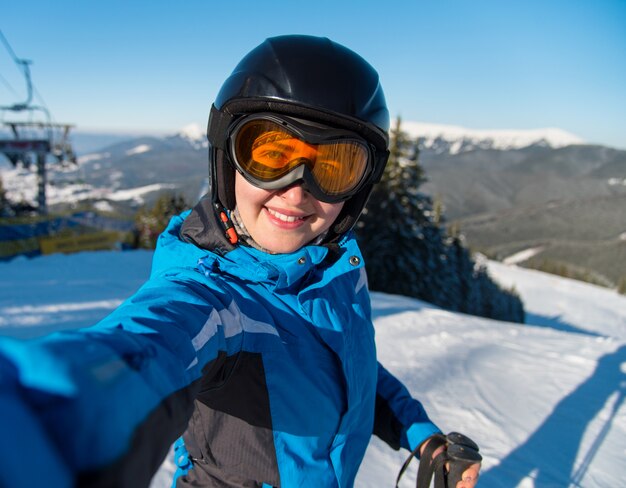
[357,118,525,323]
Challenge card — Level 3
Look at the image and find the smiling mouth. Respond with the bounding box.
[266,208,307,223]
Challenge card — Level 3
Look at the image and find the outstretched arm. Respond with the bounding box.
[0,271,229,487]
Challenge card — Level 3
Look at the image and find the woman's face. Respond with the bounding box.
[234,172,344,254]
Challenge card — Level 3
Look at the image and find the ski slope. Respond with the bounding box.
[0,250,624,487]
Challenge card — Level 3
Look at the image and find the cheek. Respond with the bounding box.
[319,202,344,224]
[234,174,252,203]
[235,174,269,209]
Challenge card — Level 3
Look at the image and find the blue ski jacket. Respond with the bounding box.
[0,206,439,488]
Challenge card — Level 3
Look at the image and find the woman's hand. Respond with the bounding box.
[456,462,480,488]
[420,436,482,487]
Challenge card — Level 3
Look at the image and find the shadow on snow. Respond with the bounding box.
[524,312,606,338]
[480,344,626,487]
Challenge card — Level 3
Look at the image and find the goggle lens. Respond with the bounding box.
[232,119,370,197]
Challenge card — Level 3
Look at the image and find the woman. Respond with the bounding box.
[0,35,480,488]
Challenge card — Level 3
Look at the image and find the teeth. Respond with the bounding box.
[267,208,304,223]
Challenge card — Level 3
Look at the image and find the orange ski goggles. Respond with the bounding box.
[229,114,374,202]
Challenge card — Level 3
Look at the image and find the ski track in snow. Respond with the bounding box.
[502,246,544,265]
[0,251,624,487]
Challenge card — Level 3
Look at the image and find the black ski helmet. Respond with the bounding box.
[207,35,390,243]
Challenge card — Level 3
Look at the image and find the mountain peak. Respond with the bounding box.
[177,123,205,141]
[401,121,585,154]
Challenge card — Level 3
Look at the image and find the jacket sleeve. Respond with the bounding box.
[373,362,441,452]
[0,268,229,488]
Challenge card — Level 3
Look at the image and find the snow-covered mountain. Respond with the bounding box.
[175,123,208,150]
[1,250,624,487]
[402,121,585,154]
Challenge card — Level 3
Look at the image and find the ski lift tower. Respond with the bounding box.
[0,120,76,215]
[0,33,77,215]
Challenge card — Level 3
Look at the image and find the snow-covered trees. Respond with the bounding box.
[356,117,524,323]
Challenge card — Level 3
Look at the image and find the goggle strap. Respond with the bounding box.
[207,104,235,150]
[371,150,390,183]
[215,148,237,209]
[218,98,389,149]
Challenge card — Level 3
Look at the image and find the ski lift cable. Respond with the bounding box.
[32,86,54,122]
[0,30,25,104]
[0,30,61,141]
[0,31,49,115]
[0,72,20,98]
[0,30,22,65]
[0,30,37,111]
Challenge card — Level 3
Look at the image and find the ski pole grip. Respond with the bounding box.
[447,459,474,487]
[445,443,483,487]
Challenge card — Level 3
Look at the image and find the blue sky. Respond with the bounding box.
[1,0,625,148]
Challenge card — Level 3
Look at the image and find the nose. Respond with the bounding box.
[278,183,309,205]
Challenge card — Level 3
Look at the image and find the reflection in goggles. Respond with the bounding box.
[252,132,318,169]
[234,120,370,196]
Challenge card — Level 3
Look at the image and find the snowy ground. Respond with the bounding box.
[0,159,177,208]
[1,250,624,487]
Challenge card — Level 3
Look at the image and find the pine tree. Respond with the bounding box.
[618,276,626,295]
[357,117,454,300]
[432,194,445,226]
[356,116,525,323]
[357,116,429,297]
[135,193,188,249]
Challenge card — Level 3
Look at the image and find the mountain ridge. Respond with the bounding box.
[402,120,585,153]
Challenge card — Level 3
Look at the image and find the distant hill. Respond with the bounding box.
[418,144,626,219]
[403,125,626,287]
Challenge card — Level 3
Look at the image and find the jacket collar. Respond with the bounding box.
[198,241,333,291]
[156,200,359,292]
[180,196,236,256]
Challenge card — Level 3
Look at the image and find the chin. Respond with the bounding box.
[261,239,305,254]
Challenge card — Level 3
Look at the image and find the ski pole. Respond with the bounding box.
[395,432,482,488]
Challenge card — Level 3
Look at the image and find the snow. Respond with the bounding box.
[77,152,109,164]
[177,123,205,141]
[126,144,151,155]
[402,121,585,153]
[0,161,176,206]
[1,166,37,202]
[0,251,624,487]
[93,200,115,213]
[176,123,208,150]
[104,183,177,203]
[608,177,626,187]
[502,247,544,265]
